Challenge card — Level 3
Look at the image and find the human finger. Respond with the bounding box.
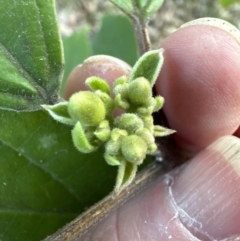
[64,55,131,100]
[79,136,240,241]
[156,18,240,152]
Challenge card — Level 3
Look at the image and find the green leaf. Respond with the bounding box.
[115,160,137,193]
[135,0,164,19]
[110,0,134,14]
[0,0,63,111]
[72,122,99,153]
[129,49,164,86]
[154,125,176,137]
[153,96,164,112]
[218,0,240,7]
[85,77,111,95]
[42,102,75,126]
[60,26,92,96]
[0,110,116,241]
[104,153,121,166]
[92,14,138,66]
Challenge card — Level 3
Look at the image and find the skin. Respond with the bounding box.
[64,19,240,241]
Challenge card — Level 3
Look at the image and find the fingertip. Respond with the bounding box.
[80,136,240,241]
[172,135,240,240]
[156,20,240,151]
[64,55,131,100]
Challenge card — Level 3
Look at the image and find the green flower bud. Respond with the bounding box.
[111,128,128,141]
[105,128,127,156]
[136,106,153,116]
[135,128,157,153]
[94,120,111,142]
[113,75,127,88]
[121,135,147,165]
[128,77,152,106]
[68,91,106,126]
[113,75,128,93]
[113,79,129,110]
[105,139,121,156]
[135,128,155,147]
[95,90,115,117]
[114,113,144,134]
[113,83,129,100]
[148,143,158,153]
[153,96,164,112]
[115,94,130,110]
[141,115,154,132]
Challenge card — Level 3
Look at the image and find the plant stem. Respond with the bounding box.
[110,0,151,56]
[44,2,186,240]
[132,16,151,55]
[130,0,151,55]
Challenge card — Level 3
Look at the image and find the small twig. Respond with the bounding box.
[78,1,96,25]
[44,163,163,241]
[130,0,151,55]
[132,16,151,55]
[110,0,151,56]
[43,2,186,240]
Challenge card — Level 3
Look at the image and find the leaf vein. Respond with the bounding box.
[0,42,47,102]
[0,138,83,204]
[34,0,50,80]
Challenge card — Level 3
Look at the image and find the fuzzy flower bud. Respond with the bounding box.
[68,91,106,127]
[114,113,144,134]
[121,135,147,165]
[128,77,152,105]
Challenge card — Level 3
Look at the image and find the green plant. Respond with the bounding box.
[43,49,174,193]
[218,0,240,7]
[0,0,174,240]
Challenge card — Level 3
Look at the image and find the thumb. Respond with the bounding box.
[80,136,240,241]
[156,18,240,152]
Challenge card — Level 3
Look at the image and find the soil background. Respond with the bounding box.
[56,0,240,49]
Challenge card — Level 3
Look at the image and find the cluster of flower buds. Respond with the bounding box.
[42,49,175,193]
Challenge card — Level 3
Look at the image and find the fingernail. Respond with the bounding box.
[64,55,131,99]
[83,55,132,72]
[180,17,240,44]
[171,135,240,240]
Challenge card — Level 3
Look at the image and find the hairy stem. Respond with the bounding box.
[44,162,164,241]
[110,0,151,55]
[130,0,151,55]
[43,2,186,240]
[132,16,151,55]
